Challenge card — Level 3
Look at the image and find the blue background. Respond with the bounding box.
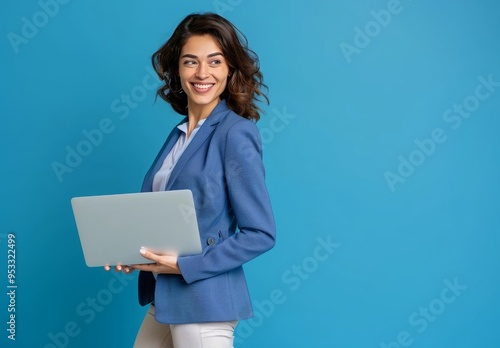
[2,0,500,347]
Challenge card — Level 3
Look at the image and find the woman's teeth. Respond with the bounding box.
[193,83,213,89]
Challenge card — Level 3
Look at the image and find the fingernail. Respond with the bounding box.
[140,247,146,255]
[124,267,130,273]
[117,265,122,271]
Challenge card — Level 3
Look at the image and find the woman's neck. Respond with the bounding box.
[186,98,220,137]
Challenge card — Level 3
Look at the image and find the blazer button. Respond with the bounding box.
[207,237,216,246]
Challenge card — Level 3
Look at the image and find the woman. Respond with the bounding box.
[106,12,276,347]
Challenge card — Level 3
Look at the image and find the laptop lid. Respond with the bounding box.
[71,190,201,267]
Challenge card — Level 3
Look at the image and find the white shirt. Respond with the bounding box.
[152,119,206,192]
[150,119,205,280]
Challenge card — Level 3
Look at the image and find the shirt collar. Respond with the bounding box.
[177,118,207,134]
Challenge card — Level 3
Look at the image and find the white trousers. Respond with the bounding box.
[133,306,237,348]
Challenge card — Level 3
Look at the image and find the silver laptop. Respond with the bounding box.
[71,190,202,267]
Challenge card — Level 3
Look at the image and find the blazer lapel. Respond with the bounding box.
[165,100,230,190]
[141,122,184,192]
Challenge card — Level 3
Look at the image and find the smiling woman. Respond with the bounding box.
[177,34,230,134]
[151,13,268,121]
[104,12,276,348]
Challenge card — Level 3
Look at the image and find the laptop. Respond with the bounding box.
[71,190,202,267]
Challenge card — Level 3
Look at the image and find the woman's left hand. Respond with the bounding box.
[130,247,181,274]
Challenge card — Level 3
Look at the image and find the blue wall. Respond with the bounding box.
[2,0,500,347]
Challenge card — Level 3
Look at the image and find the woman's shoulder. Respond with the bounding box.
[220,113,260,147]
[211,101,261,146]
[218,107,258,133]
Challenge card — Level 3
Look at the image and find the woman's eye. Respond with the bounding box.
[183,60,197,66]
[210,59,221,65]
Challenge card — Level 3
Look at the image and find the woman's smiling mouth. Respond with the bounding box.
[191,83,215,93]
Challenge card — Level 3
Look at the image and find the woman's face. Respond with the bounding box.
[178,34,230,113]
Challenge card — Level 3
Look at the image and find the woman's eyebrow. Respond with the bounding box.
[180,52,223,59]
[180,53,197,59]
[207,52,223,58]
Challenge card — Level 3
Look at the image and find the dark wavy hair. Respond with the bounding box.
[151,13,268,121]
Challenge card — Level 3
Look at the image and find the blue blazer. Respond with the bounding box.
[138,100,276,324]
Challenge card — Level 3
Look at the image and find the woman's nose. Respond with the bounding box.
[196,63,209,79]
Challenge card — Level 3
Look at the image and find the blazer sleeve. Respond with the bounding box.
[177,119,276,284]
